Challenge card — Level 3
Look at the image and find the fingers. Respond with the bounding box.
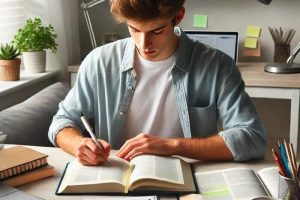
[99,140,111,159]
[76,138,111,165]
[117,133,161,161]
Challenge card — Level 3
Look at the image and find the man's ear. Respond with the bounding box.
[175,7,185,25]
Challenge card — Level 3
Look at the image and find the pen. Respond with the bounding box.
[297,163,300,186]
[80,113,111,165]
[272,148,287,177]
[289,143,297,178]
[279,142,291,178]
[284,139,296,180]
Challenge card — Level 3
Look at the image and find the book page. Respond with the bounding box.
[84,195,159,200]
[58,156,130,193]
[195,168,269,200]
[129,155,184,186]
[257,167,279,198]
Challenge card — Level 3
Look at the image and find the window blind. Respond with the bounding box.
[0,0,24,44]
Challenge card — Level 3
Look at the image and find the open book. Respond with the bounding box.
[180,167,279,200]
[56,155,196,195]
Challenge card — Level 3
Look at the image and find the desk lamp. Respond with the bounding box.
[258,0,272,5]
[257,0,300,73]
[81,0,106,49]
[265,42,300,73]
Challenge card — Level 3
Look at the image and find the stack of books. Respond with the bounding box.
[0,145,54,187]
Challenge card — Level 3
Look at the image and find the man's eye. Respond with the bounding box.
[131,29,139,33]
[154,30,163,34]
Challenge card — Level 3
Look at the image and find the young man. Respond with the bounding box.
[48,0,266,165]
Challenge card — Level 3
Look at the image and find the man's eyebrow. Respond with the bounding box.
[128,24,167,32]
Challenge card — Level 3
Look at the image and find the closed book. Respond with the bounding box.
[0,145,48,180]
[3,164,54,187]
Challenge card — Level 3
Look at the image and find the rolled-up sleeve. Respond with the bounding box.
[48,56,95,146]
[217,57,267,161]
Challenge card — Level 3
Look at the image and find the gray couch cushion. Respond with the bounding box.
[0,82,69,146]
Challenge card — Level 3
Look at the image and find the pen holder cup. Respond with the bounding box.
[278,174,300,200]
[274,44,290,63]
[0,132,7,150]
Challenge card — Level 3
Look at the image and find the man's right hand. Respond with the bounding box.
[56,127,111,165]
[76,138,111,165]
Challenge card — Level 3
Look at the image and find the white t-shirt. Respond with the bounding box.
[122,51,183,143]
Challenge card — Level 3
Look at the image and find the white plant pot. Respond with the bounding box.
[23,51,46,73]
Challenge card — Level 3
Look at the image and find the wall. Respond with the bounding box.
[78,0,300,153]
[23,0,81,70]
[182,0,300,63]
[79,0,300,63]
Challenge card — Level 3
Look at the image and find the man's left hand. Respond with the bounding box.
[116,133,177,161]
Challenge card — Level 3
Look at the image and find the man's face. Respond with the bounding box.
[127,18,178,61]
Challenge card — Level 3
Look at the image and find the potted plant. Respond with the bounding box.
[13,17,58,73]
[0,43,21,81]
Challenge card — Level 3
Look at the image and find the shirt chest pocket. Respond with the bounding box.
[188,102,217,137]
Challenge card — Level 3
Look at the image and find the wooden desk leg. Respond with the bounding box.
[290,89,300,155]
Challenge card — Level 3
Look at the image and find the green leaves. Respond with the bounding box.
[13,18,58,53]
[0,43,20,60]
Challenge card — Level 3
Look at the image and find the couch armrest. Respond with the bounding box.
[0,82,69,146]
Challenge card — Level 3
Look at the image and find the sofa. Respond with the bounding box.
[0,82,69,146]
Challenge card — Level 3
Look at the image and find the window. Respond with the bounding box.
[0,0,24,44]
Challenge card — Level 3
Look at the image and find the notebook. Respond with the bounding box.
[185,30,239,63]
[0,145,48,180]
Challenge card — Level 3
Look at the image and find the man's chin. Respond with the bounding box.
[140,52,162,61]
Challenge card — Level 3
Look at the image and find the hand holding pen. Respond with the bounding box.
[80,113,111,165]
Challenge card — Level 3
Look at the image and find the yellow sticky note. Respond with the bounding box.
[243,39,261,57]
[244,37,258,48]
[193,15,207,28]
[246,25,261,37]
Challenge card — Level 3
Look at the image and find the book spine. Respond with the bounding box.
[0,157,48,181]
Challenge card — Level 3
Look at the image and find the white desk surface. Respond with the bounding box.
[3,145,276,200]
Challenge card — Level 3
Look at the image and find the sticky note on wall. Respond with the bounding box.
[193,15,207,28]
[244,37,258,48]
[246,25,261,37]
[243,39,261,57]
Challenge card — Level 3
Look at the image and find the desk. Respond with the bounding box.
[4,145,275,200]
[239,63,300,154]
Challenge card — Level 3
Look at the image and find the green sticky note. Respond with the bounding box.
[244,37,258,48]
[193,15,207,28]
[246,25,261,37]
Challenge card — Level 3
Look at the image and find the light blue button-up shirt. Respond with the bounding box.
[48,30,266,161]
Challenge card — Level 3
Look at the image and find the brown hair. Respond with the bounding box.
[110,0,185,23]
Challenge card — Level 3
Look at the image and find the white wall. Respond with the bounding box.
[79,0,300,63]
[21,0,81,69]
[182,0,300,63]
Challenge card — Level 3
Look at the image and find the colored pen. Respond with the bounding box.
[289,143,297,178]
[297,163,300,186]
[272,148,287,177]
[279,142,291,178]
[284,139,296,180]
[80,113,111,165]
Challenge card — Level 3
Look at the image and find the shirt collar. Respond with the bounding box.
[121,28,194,73]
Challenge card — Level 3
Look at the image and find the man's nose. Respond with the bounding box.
[140,33,152,49]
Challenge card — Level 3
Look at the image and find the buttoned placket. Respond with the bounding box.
[113,68,137,148]
[171,66,192,139]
